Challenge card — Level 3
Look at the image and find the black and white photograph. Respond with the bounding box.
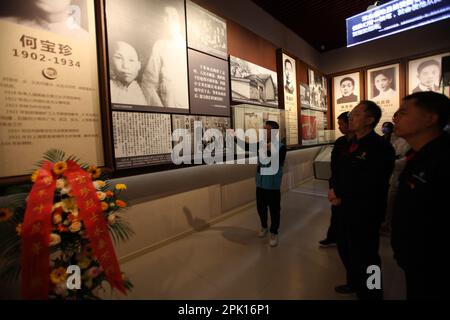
[283,54,296,96]
[280,52,298,146]
[308,69,328,112]
[299,83,311,109]
[232,104,285,143]
[334,73,359,104]
[367,63,400,134]
[188,49,230,116]
[408,52,449,94]
[332,72,360,131]
[186,0,227,60]
[0,0,89,40]
[368,66,397,100]
[106,0,189,113]
[172,115,231,158]
[230,56,278,108]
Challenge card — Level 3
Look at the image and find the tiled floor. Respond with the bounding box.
[117,180,406,300]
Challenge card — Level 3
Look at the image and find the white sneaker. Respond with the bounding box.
[269,233,278,247]
[258,228,268,238]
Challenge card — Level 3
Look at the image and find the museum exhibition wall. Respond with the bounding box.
[1,0,449,262]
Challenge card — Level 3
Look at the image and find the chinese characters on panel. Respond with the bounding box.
[0,0,104,178]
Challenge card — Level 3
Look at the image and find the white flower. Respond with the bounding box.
[93,180,106,190]
[56,178,71,195]
[56,178,66,190]
[97,191,106,201]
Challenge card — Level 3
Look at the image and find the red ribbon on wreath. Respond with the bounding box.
[22,160,126,299]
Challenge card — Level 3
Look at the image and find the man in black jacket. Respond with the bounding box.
[333,101,395,299]
[319,111,352,248]
[391,92,450,299]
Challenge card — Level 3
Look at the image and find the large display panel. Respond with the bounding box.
[347,0,450,47]
[186,0,227,60]
[408,52,450,94]
[367,63,400,133]
[106,0,189,113]
[188,49,230,116]
[230,56,278,108]
[0,0,104,178]
[281,52,299,146]
[112,111,172,169]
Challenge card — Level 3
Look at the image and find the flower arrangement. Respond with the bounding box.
[0,149,134,299]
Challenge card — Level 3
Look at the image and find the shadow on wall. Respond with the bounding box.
[183,207,261,246]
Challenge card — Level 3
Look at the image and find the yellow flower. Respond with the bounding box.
[69,220,82,233]
[16,224,22,236]
[107,214,116,225]
[78,256,91,269]
[115,184,127,191]
[115,200,126,208]
[50,267,68,284]
[53,161,68,175]
[0,208,13,222]
[53,213,62,225]
[101,202,109,211]
[88,166,101,179]
[49,233,61,246]
[31,170,39,183]
[61,198,77,213]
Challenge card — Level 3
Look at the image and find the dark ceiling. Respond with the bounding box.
[252,0,377,52]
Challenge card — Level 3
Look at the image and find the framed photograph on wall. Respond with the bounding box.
[105,0,189,113]
[230,56,278,108]
[0,0,105,179]
[278,51,298,146]
[408,52,450,94]
[332,72,361,133]
[308,69,328,112]
[366,63,400,133]
[299,83,311,109]
[186,0,227,60]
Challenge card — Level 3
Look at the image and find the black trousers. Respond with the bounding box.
[336,201,383,300]
[325,205,339,242]
[256,187,281,234]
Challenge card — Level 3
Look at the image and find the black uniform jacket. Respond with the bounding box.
[391,134,450,270]
[332,130,395,222]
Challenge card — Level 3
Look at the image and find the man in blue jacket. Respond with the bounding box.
[254,121,287,247]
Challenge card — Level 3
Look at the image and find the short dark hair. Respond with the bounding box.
[337,111,349,123]
[403,91,450,129]
[285,59,292,68]
[417,59,440,74]
[340,77,355,87]
[360,100,382,129]
[382,121,394,131]
[265,120,279,129]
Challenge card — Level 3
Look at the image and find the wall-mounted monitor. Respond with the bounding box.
[346,0,450,47]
